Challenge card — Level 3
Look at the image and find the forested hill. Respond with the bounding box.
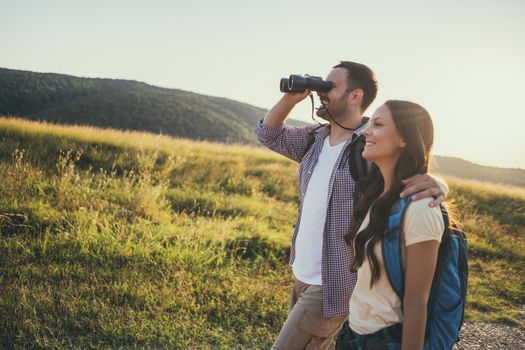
[0,67,306,144]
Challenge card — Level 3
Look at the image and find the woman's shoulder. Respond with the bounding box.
[402,197,445,245]
[406,197,441,214]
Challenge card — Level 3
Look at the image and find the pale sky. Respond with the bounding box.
[1,0,524,168]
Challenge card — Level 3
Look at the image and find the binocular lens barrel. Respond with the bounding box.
[279,78,290,92]
[279,74,333,93]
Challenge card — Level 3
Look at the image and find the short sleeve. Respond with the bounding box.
[402,198,445,246]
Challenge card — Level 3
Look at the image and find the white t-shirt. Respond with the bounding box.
[292,136,346,285]
[348,197,444,334]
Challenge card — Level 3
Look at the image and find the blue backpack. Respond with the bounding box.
[383,195,468,350]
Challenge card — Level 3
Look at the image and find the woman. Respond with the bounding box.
[339,100,449,349]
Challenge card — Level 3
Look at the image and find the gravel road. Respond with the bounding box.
[453,322,524,349]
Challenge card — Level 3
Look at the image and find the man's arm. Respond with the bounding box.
[400,174,449,207]
[262,91,310,127]
[255,91,318,163]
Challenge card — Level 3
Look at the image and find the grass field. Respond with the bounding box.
[0,116,523,349]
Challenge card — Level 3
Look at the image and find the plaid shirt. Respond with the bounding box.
[255,119,368,317]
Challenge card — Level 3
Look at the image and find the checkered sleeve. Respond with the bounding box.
[254,118,319,163]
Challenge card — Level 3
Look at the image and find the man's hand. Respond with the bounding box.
[281,90,311,105]
[262,91,311,127]
[400,174,448,207]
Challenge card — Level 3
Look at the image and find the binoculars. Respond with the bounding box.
[279,74,334,93]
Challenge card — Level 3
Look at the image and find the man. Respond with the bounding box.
[255,61,447,350]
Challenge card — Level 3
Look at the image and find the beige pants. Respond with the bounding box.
[271,280,347,350]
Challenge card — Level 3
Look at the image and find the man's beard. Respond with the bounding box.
[316,103,345,122]
[316,90,351,122]
[315,105,331,121]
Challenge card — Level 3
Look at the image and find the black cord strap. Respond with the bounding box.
[309,93,324,126]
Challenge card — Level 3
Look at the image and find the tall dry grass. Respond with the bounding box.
[0,116,523,349]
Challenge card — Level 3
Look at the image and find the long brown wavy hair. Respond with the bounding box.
[345,100,434,288]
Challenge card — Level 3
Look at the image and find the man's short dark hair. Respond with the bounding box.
[333,61,378,112]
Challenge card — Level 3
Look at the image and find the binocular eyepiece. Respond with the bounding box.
[279,74,334,93]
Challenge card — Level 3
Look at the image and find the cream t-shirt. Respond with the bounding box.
[348,197,444,334]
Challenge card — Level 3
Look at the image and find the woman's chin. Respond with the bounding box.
[362,150,374,161]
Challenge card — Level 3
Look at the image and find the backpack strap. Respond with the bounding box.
[382,196,413,305]
[348,133,368,203]
[348,133,368,183]
[346,117,370,202]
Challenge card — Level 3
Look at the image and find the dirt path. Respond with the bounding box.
[453,322,524,349]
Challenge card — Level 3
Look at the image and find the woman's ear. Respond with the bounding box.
[400,138,407,148]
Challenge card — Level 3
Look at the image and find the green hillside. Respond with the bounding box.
[0,117,523,349]
[0,68,306,144]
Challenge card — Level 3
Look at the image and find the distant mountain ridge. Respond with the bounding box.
[0,67,307,144]
[433,156,525,188]
[1,67,523,187]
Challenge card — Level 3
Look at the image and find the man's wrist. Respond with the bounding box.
[279,95,300,108]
